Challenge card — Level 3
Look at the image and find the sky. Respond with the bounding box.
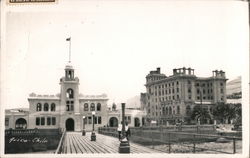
[1,0,249,109]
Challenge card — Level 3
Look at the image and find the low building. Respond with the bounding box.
[108,108,146,127]
[5,108,29,129]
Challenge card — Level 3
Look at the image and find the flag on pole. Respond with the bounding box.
[66,37,71,41]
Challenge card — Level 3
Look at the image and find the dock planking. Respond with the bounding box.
[61,132,165,154]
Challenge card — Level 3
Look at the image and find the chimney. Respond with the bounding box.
[157,67,160,74]
[173,69,177,75]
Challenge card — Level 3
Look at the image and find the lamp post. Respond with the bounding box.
[119,103,130,153]
[195,83,203,124]
[82,116,86,136]
[91,111,96,141]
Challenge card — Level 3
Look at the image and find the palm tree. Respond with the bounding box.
[191,105,211,124]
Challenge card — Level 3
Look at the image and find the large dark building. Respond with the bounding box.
[143,67,227,125]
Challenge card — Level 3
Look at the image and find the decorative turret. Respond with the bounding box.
[213,70,226,78]
[173,67,195,76]
[65,63,75,81]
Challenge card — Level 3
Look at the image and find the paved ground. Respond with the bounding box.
[62,132,164,154]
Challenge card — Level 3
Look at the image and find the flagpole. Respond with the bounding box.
[69,38,71,63]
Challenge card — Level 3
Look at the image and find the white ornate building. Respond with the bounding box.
[5,63,146,131]
[5,63,108,131]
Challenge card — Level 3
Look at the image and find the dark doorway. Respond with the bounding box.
[15,118,27,129]
[142,117,145,126]
[134,117,140,127]
[66,118,74,131]
[109,117,118,127]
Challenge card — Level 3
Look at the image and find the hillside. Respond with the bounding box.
[226,76,241,96]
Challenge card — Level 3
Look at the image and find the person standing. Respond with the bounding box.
[117,122,122,140]
[125,122,130,140]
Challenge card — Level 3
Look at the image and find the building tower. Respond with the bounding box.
[59,63,81,131]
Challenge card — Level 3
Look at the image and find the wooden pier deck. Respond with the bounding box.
[61,132,164,154]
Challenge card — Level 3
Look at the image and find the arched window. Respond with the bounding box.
[109,117,119,127]
[169,107,172,115]
[66,88,74,99]
[90,103,95,111]
[36,103,42,111]
[166,107,168,115]
[51,103,56,111]
[84,103,89,111]
[15,118,27,129]
[97,103,101,111]
[177,106,180,114]
[186,105,191,115]
[44,103,49,111]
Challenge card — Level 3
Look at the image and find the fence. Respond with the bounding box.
[98,125,216,136]
[135,125,217,134]
[5,128,63,153]
[55,128,66,154]
[98,126,242,154]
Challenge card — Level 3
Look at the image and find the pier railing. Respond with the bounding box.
[55,128,66,154]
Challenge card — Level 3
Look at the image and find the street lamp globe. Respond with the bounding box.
[82,116,86,136]
[91,111,96,141]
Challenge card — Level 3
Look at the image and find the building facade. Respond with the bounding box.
[5,108,29,130]
[144,67,227,125]
[5,63,146,131]
[5,63,109,132]
[108,108,146,127]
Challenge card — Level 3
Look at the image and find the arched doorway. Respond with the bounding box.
[15,118,27,129]
[134,117,140,127]
[109,117,118,127]
[66,118,74,131]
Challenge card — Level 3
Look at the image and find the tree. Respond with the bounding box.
[212,103,239,124]
[191,105,211,124]
[226,106,236,123]
[212,103,228,123]
[233,103,242,126]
